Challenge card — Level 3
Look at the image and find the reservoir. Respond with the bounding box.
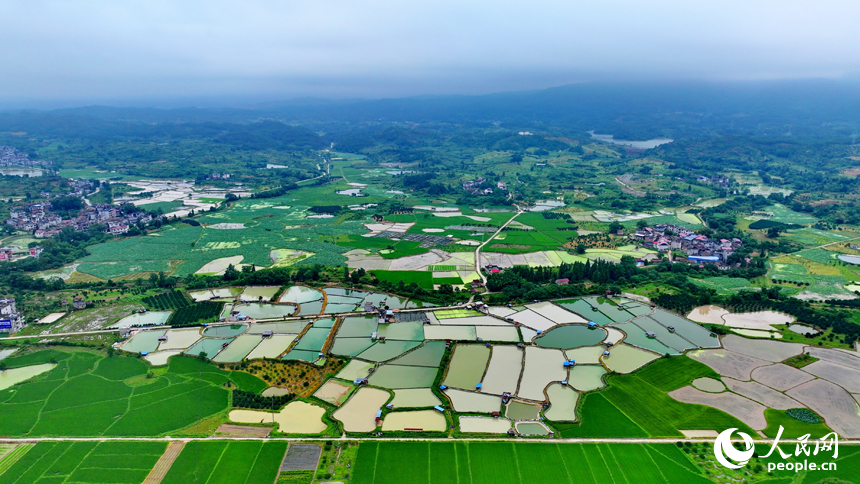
[588,131,673,149]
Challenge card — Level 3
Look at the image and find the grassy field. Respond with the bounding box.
[762,408,833,440]
[0,347,265,437]
[554,357,753,438]
[161,440,287,484]
[371,270,434,290]
[351,441,713,484]
[0,441,166,484]
[689,276,757,295]
[635,355,720,392]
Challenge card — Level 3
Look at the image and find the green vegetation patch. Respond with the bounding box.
[782,352,819,368]
[763,409,831,440]
[689,276,756,295]
[168,301,224,326]
[161,440,288,484]
[143,290,192,310]
[0,441,166,484]
[558,367,754,438]
[277,471,315,484]
[351,441,712,484]
[371,270,434,290]
[765,204,817,224]
[0,348,265,437]
[635,355,720,392]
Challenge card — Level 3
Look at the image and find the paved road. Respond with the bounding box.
[1,436,858,444]
[474,206,523,285]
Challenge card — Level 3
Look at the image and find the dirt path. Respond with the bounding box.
[142,441,185,484]
[812,234,860,250]
[474,206,523,285]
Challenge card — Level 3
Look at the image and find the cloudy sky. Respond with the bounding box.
[2,0,859,106]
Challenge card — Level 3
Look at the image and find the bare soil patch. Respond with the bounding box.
[721,334,803,362]
[723,378,801,409]
[802,360,860,393]
[806,347,860,371]
[215,424,272,437]
[787,379,860,438]
[669,386,767,430]
[750,364,814,391]
[687,349,771,380]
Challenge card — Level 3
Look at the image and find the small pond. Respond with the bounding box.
[838,254,860,265]
[0,363,56,390]
[109,311,172,328]
[515,422,550,436]
[534,324,607,349]
[788,324,820,335]
[186,338,234,358]
[231,303,296,319]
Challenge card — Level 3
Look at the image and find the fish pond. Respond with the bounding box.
[534,324,606,349]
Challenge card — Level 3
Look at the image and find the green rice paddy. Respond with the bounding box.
[161,440,288,484]
[351,441,714,484]
[0,348,265,437]
[0,441,166,484]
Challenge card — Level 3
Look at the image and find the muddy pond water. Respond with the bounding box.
[544,384,578,421]
[0,363,56,390]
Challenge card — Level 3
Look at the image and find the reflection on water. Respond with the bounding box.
[588,131,673,149]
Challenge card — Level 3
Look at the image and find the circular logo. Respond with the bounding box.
[713,428,755,469]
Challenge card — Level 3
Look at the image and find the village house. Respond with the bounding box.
[0,298,26,333]
[633,223,742,268]
[72,296,88,310]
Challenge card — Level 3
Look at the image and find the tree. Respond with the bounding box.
[636,219,648,229]
[223,264,240,281]
[767,226,781,238]
[608,221,623,234]
[576,243,587,254]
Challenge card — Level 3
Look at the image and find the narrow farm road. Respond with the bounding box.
[2,436,858,445]
[474,206,523,286]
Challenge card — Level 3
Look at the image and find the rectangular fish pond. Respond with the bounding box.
[121,330,167,353]
[325,287,371,298]
[368,365,439,389]
[213,334,264,362]
[185,337,234,358]
[239,286,281,302]
[555,299,615,326]
[202,323,248,337]
[246,334,295,359]
[230,303,296,319]
[109,311,172,328]
[279,285,324,304]
[443,344,490,390]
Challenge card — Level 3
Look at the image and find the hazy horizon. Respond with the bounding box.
[3,1,860,109]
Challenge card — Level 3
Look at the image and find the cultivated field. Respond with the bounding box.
[351,441,714,484]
